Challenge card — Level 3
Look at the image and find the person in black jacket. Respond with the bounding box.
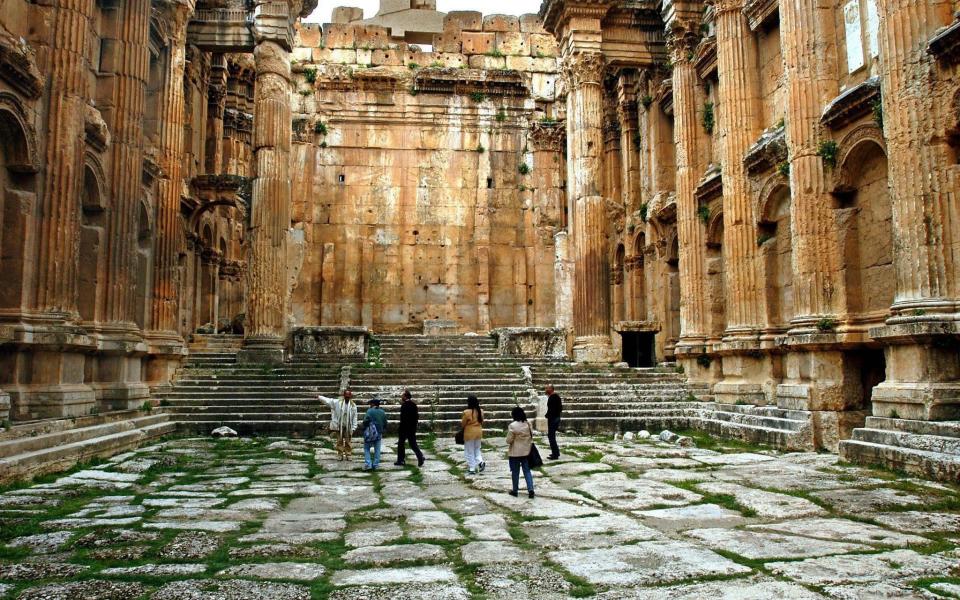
[545,384,562,459]
[395,389,425,467]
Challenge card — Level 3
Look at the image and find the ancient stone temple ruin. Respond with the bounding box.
[0,0,959,488]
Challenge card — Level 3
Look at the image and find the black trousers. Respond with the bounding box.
[397,429,424,463]
[547,417,561,457]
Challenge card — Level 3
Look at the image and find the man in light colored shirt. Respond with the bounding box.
[318,389,358,460]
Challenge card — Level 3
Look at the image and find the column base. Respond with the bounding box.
[809,409,869,453]
[868,320,960,421]
[715,350,779,406]
[143,331,187,393]
[1,347,96,420]
[572,335,617,363]
[7,384,97,420]
[238,337,285,364]
[0,389,10,421]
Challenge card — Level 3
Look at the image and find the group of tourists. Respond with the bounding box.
[317,385,563,498]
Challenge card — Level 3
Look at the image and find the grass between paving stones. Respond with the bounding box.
[671,480,758,517]
[914,575,960,597]
[668,428,777,454]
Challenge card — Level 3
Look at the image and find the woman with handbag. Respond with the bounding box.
[505,407,536,498]
[461,395,485,475]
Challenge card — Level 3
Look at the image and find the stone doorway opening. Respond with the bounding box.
[621,331,655,368]
[849,347,886,414]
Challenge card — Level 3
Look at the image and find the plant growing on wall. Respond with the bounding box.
[639,202,649,222]
[816,317,837,332]
[304,67,317,84]
[430,61,444,68]
[701,101,715,134]
[817,140,838,168]
[539,116,556,125]
[469,91,487,103]
[872,96,884,129]
[495,110,507,122]
[641,95,653,109]
[777,160,790,177]
[518,163,531,175]
[633,133,642,148]
[314,121,328,135]
[697,204,711,224]
[476,143,485,153]
[407,62,419,70]
[486,48,505,58]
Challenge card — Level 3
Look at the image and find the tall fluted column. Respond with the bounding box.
[149,1,194,339]
[780,0,842,323]
[712,0,771,405]
[565,52,615,362]
[669,25,708,355]
[869,0,959,421]
[34,0,97,317]
[240,12,294,363]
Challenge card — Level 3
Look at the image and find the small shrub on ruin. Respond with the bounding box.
[518,163,531,175]
[314,122,328,135]
[486,48,505,58]
[430,61,444,68]
[299,89,312,97]
[633,133,642,148]
[701,101,714,134]
[304,67,317,84]
[816,317,837,332]
[495,110,507,122]
[697,204,711,224]
[539,116,557,125]
[639,202,649,222]
[470,91,487,103]
[408,62,419,70]
[476,144,485,153]
[777,160,790,177]
[641,95,653,109]
[872,97,884,129]
[817,140,838,168]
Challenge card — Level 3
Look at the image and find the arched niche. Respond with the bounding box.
[757,178,793,329]
[134,199,154,330]
[705,209,725,339]
[78,160,107,322]
[631,231,646,319]
[613,243,626,324]
[0,100,38,311]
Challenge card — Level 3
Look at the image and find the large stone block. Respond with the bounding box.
[297,23,323,48]
[290,326,369,357]
[495,32,528,56]
[528,34,559,57]
[332,6,363,23]
[491,327,567,358]
[432,32,462,53]
[444,11,482,32]
[482,14,520,32]
[461,31,494,55]
[468,55,505,69]
[519,14,546,33]
[325,24,357,49]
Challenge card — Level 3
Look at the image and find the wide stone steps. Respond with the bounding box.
[0,411,175,484]
[840,417,960,483]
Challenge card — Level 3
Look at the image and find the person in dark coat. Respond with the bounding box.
[545,384,562,459]
[394,389,425,467]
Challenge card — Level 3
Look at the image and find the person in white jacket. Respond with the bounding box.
[318,389,358,460]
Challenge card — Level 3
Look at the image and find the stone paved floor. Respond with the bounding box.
[0,433,959,599]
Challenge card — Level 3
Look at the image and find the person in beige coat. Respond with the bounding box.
[462,394,485,475]
[506,406,535,498]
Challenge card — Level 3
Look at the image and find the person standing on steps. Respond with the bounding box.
[318,389,358,461]
[506,406,535,498]
[462,394,485,475]
[362,398,387,471]
[395,389,425,467]
[545,384,563,460]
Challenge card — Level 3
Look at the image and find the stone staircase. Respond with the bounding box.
[0,409,175,484]
[529,364,814,450]
[840,417,960,483]
[160,334,359,436]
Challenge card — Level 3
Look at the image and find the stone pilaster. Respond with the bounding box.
[240,3,296,364]
[144,1,193,387]
[869,0,960,421]
[616,73,641,217]
[668,22,709,367]
[564,51,615,363]
[712,0,771,405]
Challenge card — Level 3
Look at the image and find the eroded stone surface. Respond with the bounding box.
[218,562,327,581]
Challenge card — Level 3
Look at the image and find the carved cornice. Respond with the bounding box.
[744,125,787,176]
[666,18,701,64]
[562,52,605,90]
[820,76,881,130]
[530,121,566,152]
[928,18,960,65]
[413,68,528,97]
[653,191,677,224]
[539,0,611,37]
[742,0,779,31]
[0,36,42,99]
[84,104,111,153]
[655,77,673,115]
[694,163,723,203]
[694,37,718,79]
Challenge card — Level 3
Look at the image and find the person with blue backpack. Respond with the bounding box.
[361,398,387,471]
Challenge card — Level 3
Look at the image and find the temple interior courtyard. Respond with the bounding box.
[1,0,960,595]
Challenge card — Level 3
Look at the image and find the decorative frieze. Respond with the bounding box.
[820,77,881,130]
[744,125,787,176]
[743,0,779,31]
[928,18,960,64]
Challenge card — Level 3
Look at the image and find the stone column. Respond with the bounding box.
[616,75,641,321]
[564,52,615,362]
[240,6,295,364]
[712,0,769,405]
[869,0,959,421]
[145,0,194,386]
[33,0,96,318]
[95,0,152,408]
[205,55,228,175]
[668,23,709,367]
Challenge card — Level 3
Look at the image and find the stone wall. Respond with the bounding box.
[286,14,565,333]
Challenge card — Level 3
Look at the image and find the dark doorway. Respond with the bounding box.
[622,332,655,368]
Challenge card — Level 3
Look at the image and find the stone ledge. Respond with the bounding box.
[290,326,368,357]
[490,327,567,358]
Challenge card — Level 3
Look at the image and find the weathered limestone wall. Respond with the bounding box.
[287,14,564,333]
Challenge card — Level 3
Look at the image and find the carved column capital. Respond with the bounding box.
[666,19,701,64]
[714,0,746,14]
[529,122,566,151]
[562,51,605,91]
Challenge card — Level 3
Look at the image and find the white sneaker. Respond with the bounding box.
[467,469,476,475]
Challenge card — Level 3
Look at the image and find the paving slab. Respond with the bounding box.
[344,521,404,547]
[697,481,827,518]
[151,578,312,600]
[747,517,930,547]
[766,549,957,585]
[328,583,471,600]
[144,520,241,532]
[460,540,536,564]
[549,540,751,586]
[462,513,512,541]
[634,503,746,530]
[228,543,323,559]
[930,582,960,598]
[542,461,613,476]
[0,562,88,580]
[342,543,447,565]
[331,565,459,586]
[101,563,208,576]
[484,493,600,518]
[218,562,327,581]
[871,511,960,533]
[158,531,223,560]
[524,513,659,549]
[16,580,146,600]
[684,527,870,559]
[822,581,942,599]
[473,563,572,599]
[7,531,73,554]
[595,576,825,599]
[812,487,930,513]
